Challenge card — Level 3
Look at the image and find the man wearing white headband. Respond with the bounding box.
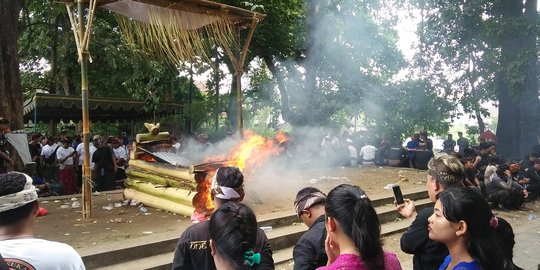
[172,166,274,270]
[0,172,85,270]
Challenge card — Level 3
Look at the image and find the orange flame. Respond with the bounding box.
[192,130,289,222]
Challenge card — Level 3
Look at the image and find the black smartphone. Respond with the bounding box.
[392,184,405,205]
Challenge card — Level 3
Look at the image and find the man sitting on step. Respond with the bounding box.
[396,154,467,270]
[0,172,85,270]
[172,166,274,270]
[293,187,328,270]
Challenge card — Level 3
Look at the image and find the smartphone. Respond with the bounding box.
[392,184,405,205]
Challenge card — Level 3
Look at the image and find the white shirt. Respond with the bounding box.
[56,146,75,169]
[113,146,128,170]
[76,142,97,169]
[41,144,58,158]
[359,145,377,162]
[0,238,85,270]
[347,145,358,159]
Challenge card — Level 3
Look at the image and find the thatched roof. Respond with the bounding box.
[23,93,182,122]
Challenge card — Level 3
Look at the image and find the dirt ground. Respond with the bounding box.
[33,165,540,267]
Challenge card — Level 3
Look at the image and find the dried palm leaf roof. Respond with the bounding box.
[61,0,264,64]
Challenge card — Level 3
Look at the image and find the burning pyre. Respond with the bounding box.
[124,128,288,222]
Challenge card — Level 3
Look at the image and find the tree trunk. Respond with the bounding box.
[214,53,220,131]
[520,0,540,154]
[496,0,524,158]
[49,14,61,94]
[0,0,24,130]
[264,56,296,124]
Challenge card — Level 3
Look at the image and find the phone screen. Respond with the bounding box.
[393,184,404,205]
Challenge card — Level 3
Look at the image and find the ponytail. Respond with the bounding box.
[209,203,259,269]
[326,184,385,270]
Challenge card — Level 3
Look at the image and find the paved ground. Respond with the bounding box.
[513,217,540,270]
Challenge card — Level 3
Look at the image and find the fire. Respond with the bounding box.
[191,130,289,222]
[224,130,284,176]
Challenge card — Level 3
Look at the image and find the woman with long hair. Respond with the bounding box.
[318,184,402,270]
[209,202,262,270]
[428,187,512,270]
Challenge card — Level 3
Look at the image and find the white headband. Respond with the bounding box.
[211,168,242,200]
[0,173,38,213]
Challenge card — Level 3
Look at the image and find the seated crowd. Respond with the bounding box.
[1,155,535,269]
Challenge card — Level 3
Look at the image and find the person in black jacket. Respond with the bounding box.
[292,187,327,270]
[396,154,467,270]
[172,166,274,270]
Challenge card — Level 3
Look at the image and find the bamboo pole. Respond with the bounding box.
[129,159,196,181]
[124,188,194,216]
[78,0,92,219]
[125,178,195,206]
[126,170,197,189]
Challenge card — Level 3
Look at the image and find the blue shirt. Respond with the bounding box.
[439,255,481,270]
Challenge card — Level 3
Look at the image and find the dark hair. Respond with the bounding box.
[216,167,244,189]
[496,164,510,177]
[495,218,524,270]
[325,184,385,270]
[0,173,37,226]
[428,155,466,189]
[438,187,511,270]
[209,203,258,269]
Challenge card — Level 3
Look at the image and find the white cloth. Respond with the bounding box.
[0,238,85,270]
[359,145,377,162]
[484,165,497,183]
[5,133,32,165]
[41,144,57,158]
[113,146,128,170]
[210,168,241,200]
[0,173,37,213]
[172,142,181,155]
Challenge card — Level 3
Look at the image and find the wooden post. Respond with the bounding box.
[77,0,92,218]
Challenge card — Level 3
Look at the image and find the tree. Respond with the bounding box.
[0,0,25,130]
[411,0,540,157]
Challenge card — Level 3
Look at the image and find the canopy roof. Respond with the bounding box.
[23,93,183,122]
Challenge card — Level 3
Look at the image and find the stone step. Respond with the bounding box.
[266,198,433,251]
[81,190,430,268]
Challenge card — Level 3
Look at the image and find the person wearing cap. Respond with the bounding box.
[172,166,274,270]
[56,137,77,195]
[91,135,117,191]
[293,187,328,270]
[524,158,540,200]
[0,172,85,269]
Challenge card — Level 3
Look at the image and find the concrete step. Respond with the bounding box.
[80,190,430,268]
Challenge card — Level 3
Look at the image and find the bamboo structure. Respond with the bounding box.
[61,0,264,218]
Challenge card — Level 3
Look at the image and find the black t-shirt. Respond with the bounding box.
[28,143,40,159]
[92,146,114,170]
[172,220,274,270]
[293,215,327,270]
[400,207,448,270]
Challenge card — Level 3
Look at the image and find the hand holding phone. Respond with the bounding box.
[392,184,405,205]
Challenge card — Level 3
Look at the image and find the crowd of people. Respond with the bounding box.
[1,114,539,269]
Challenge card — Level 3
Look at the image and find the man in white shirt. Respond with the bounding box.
[111,138,128,188]
[41,136,59,182]
[75,138,97,191]
[359,143,378,165]
[56,138,77,195]
[0,172,86,270]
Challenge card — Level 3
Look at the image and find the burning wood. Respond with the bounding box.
[124,126,290,222]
